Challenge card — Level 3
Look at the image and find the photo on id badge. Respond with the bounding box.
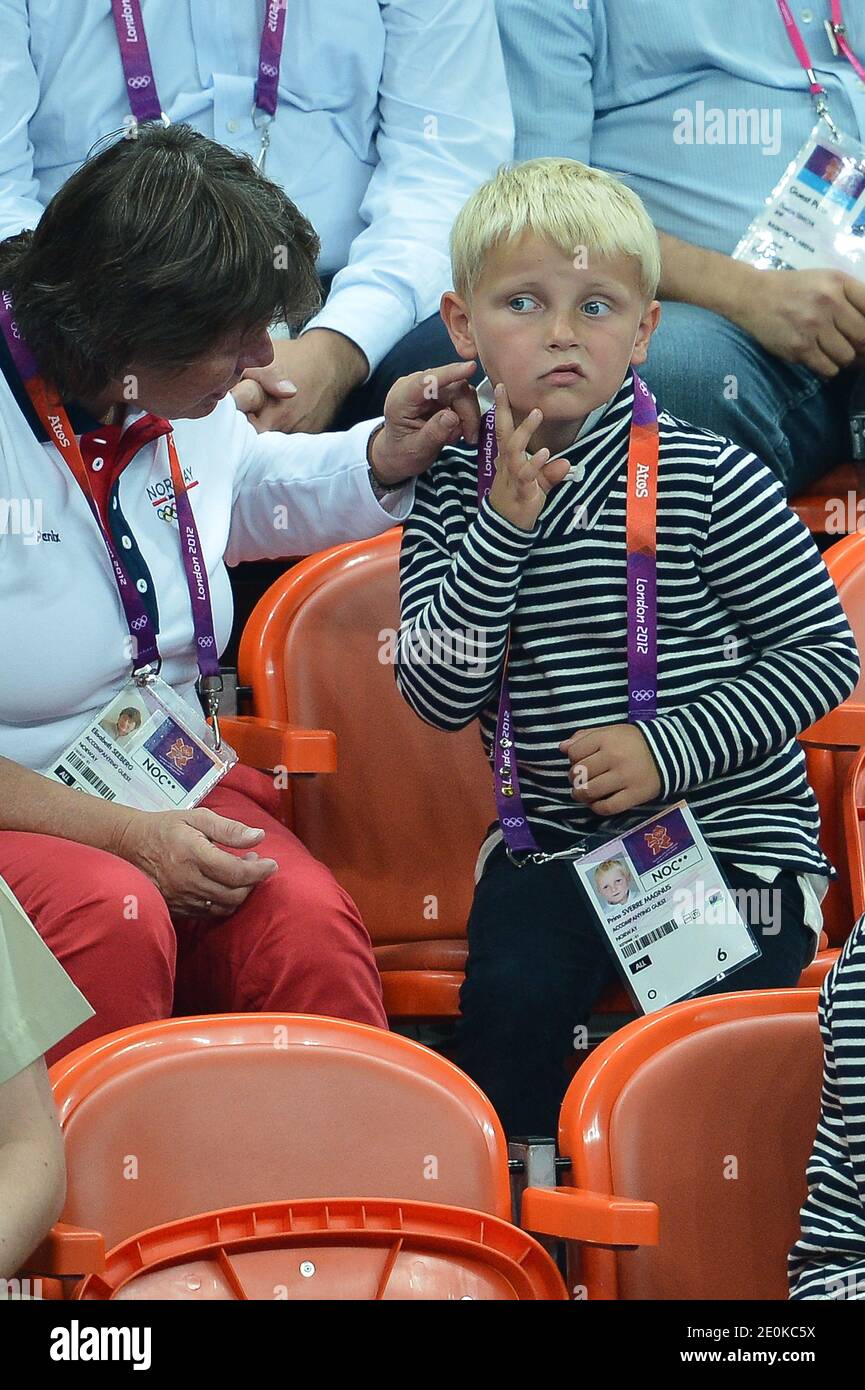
[800,144,865,210]
[591,855,644,920]
[99,692,148,750]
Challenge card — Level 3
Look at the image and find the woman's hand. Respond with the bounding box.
[116,808,278,918]
[368,360,483,485]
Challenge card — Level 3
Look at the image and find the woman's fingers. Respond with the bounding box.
[195,838,278,889]
[439,375,480,444]
[173,879,255,918]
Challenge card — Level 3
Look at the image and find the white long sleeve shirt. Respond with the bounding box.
[0,331,412,771]
[0,0,514,370]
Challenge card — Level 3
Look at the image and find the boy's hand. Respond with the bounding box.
[559,724,661,815]
[488,384,571,531]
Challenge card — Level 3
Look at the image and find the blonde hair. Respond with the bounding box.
[450,157,661,302]
[593,859,632,887]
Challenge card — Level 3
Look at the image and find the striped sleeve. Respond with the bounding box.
[823,925,865,1210]
[789,918,865,1299]
[635,447,860,799]
[396,462,539,731]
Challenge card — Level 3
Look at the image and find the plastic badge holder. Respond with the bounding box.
[734,122,865,279]
[74,1197,568,1301]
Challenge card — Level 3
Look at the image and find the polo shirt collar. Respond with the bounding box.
[475,373,625,452]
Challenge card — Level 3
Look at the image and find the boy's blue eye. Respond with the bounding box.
[508,296,538,313]
[583,300,612,317]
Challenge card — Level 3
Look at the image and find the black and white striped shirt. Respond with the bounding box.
[789,916,865,1299]
[396,374,859,874]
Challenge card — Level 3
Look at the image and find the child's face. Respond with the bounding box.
[442,232,660,454]
[597,866,630,904]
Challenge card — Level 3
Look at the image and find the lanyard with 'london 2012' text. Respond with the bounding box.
[110,0,288,170]
[0,290,225,743]
[476,369,660,864]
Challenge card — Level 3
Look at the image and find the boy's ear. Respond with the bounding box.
[440,291,478,361]
[630,300,661,368]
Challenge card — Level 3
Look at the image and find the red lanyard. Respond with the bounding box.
[777,0,865,136]
[0,290,219,683]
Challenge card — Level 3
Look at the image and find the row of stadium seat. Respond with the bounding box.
[22,523,865,1300]
[25,989,820,1300]
[225,526,865,1015]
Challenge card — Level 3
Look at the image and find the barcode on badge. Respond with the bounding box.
[66,750,116,801]
[621,919,678,960]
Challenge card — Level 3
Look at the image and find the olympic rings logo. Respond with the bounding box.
[631,689,655,702]
[127,76,152,90]
[130,616,148,632]
[501,816,525,829]
[198,636,215,649]
[260,63,279,77]
[156,504,177,523]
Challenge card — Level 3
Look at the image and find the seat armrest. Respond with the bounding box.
[23,1222,106,1278]
[219,716,336,774]
[521,1186,659,1247]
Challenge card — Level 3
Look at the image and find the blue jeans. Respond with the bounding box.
[640,302,851,494]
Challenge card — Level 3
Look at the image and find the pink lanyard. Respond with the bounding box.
[776,0,865,138]
[110,0,288,167]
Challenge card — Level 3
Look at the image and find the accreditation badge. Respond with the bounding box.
[43,674,237,811]
[734,123,865,280]
[571,802,760,1013]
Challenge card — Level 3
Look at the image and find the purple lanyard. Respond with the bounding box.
[477,371,660,856]
[0,292,218,682]
[110,0,288,127]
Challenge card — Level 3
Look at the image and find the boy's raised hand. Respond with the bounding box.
[560,724,661,816]
[488,384,571,532]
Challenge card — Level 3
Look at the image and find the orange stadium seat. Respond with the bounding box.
[28,1013,518,1286]
[521,989,823,1300]
[73,1197,567,1301]
[237,530,491,1019]
[237,529,862,1015]
[790,461,864,535]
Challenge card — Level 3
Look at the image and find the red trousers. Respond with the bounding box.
[0,765,386,1065]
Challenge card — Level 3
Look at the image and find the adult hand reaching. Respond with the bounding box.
[367,359,485,486]
[116,808,278,918]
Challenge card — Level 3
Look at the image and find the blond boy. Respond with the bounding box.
[396,159,858,1137]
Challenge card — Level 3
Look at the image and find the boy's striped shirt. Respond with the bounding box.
[396,374,860,875]
[789,918,865,1300]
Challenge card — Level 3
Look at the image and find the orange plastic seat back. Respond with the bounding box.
[239,532,495,946]
[50,1015,511,1252]
[800,741,856,944]
[561,991,823,1300]
[826,530,865,708]
[76,1197,567,1301]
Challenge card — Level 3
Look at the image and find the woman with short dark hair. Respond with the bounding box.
[0,123,479,1056]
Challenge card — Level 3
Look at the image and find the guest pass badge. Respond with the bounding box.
[44,674,237,812]
[734,124,865,280]
[571,802,760,1014]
